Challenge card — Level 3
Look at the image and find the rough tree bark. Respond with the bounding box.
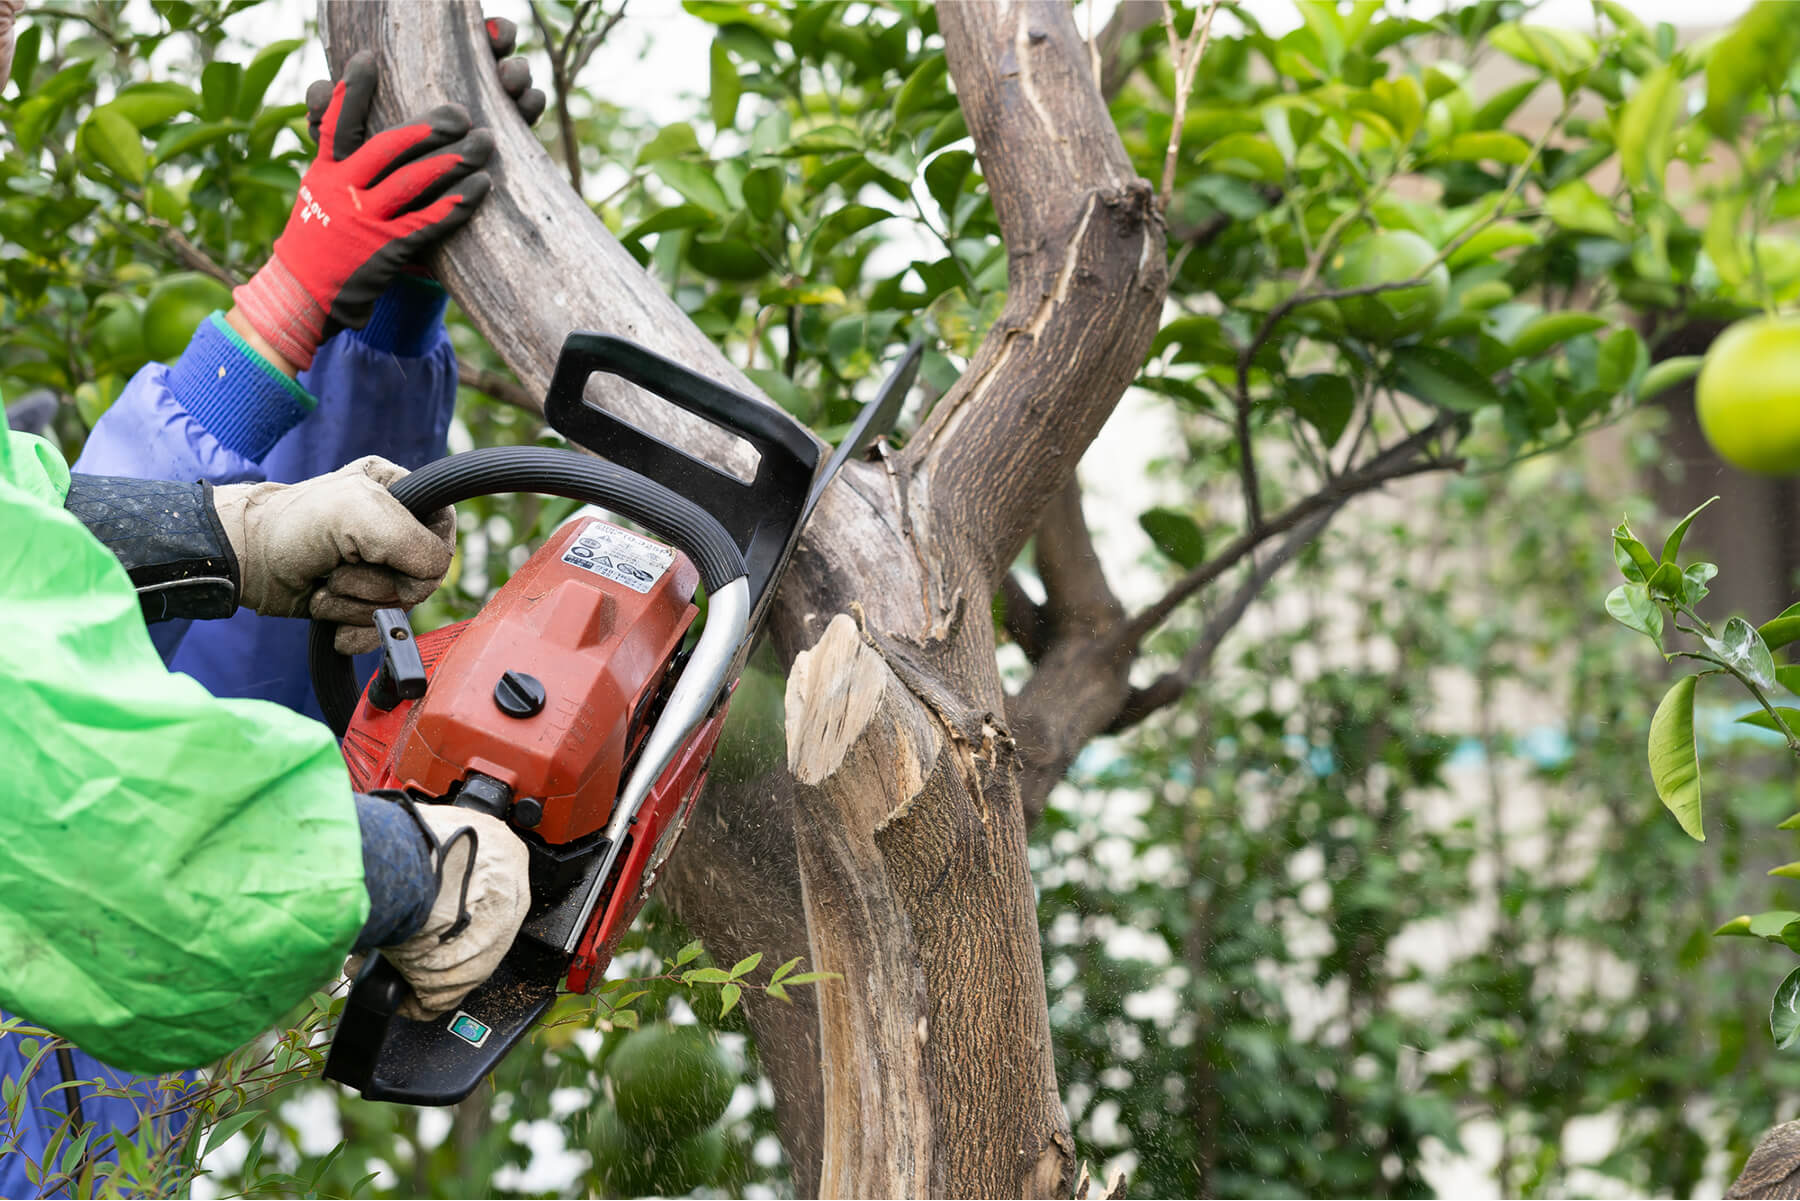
[321,2,1166,1194]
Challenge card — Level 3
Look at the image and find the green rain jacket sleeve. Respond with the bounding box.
[0,429,369,1073]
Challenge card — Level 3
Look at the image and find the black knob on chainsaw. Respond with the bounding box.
[366,608,427,711]
[493,670,546,718]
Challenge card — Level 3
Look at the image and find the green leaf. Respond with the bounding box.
[894,54,948,124]
[77,109,148,185]
[1545,179,1627,240]
[766,982,791,1002]
[1446,222,1540,268]
[770,955,801,983]
[1717,915,1756,936]
[1289,372,1356,446]
[200,61,242,122]
[1391,345,1500,412]
[1510,312,1609,358]
[1751,910,1800,938]
[1474,77,1541,129]
[638,122,702,163]
[1605,581,1664,647]
[622,204,715,241]
[1781,812,1800,830]
[1770,863,1800,880]
[1775,965,1800,1050]
[742,166,784,221]
[1441,130,1533,165]
[710,40,742,130]
[1616,65,1683,193]
[105,83,197,129]
[1638,355,1703,402]
[1763,602,1800,651]
[1487,23,1598,86]
[800,204,891,273]
[612,1007,639,1029]
[1706,1,1800,138]
[1776,665,1800,696]
[719,982,742,1017]
[729,951,763,979]
[1710,616,1778,690]
[781,971,839,986]
[1648,674,1703,840]
[682,967,732,985]
[1595,328,1648,397]
[1660,496,1718,565]
[1198,132,1287,184]
[152,120,243,166]
[1139,507,1207,570]
[674,939,705,967]
[653,160,730,213]
[782,123,864,156]
[924,149,975,225]
[204,1110,259,1155]
[1733,707,1800,734]
[238,38,304,120]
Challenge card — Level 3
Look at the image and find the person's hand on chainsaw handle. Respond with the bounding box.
[230,50,495,373]
[211,456,455,655]
[349,804,531,1022]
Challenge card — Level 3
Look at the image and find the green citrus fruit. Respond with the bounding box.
[142,272,232,362]
[86,295,146,377]
[586,1107,662,1199]
[1695,313,1800,475]
[605,1023,736,1140]
[1327,230,1450,340]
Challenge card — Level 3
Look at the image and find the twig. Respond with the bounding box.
[529,0,592,194]
[1155,0,1221,213]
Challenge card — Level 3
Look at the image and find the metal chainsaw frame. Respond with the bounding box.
[307,332,920,1105]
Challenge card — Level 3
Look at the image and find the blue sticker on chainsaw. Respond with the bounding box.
[562,518,676,594]
[448,1012,491,1047]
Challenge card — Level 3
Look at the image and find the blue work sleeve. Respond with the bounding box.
[167,278,458,721]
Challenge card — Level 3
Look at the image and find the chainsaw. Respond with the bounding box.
[306,331,920,1105]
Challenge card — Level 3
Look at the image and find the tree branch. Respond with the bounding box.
[1114,415,1462,651]
[1107,504,1337,733]
[1000,573,1051,662]
[1094,0,1162,99]
[911,1,1167,586]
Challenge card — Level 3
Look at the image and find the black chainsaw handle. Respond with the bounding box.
[308,445,746,738]
[325,954,410,1095]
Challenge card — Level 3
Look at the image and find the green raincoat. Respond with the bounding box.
[0,428,367,1071]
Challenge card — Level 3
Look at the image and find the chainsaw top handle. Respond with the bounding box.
[307,444,746,738]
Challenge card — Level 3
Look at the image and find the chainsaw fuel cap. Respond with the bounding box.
[493,670,547,718]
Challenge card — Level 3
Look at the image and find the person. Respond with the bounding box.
[0,7,542,1193]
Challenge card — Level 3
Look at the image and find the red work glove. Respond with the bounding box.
[231,51,493,371]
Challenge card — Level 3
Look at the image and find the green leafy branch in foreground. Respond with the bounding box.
[1609,497,1800,1048]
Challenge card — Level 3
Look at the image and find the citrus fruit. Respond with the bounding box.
[1327,230,1450,340]
[587,1107,728,1197]
[1695,313,1800,475]
[142,272,232,362]
[605,1023,736,1140]
[86,295,145,377]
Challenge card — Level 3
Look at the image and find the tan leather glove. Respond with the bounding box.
[211,456,455,654]
[348,804,531,1021]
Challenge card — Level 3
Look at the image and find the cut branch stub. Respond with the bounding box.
[786,614,939,1198]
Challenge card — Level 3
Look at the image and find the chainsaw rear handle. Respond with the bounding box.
[308,444,746,738]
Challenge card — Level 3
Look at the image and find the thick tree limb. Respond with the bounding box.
[912,2,1167,584]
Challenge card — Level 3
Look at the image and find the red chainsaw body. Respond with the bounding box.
[339,515,730,993]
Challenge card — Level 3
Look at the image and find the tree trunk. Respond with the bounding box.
[321,2,1166,1193]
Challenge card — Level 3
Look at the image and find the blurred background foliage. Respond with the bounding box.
[10,0,1800,1196]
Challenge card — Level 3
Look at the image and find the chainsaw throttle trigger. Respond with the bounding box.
[366,608,426,712]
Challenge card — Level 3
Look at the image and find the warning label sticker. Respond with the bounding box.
[561,519,676,594]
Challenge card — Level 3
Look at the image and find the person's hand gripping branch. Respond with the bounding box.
[230,51,495,374]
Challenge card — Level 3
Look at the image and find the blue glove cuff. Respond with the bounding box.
[351,276,452,358]
[168,312,317,462]
[352,793,437,951]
